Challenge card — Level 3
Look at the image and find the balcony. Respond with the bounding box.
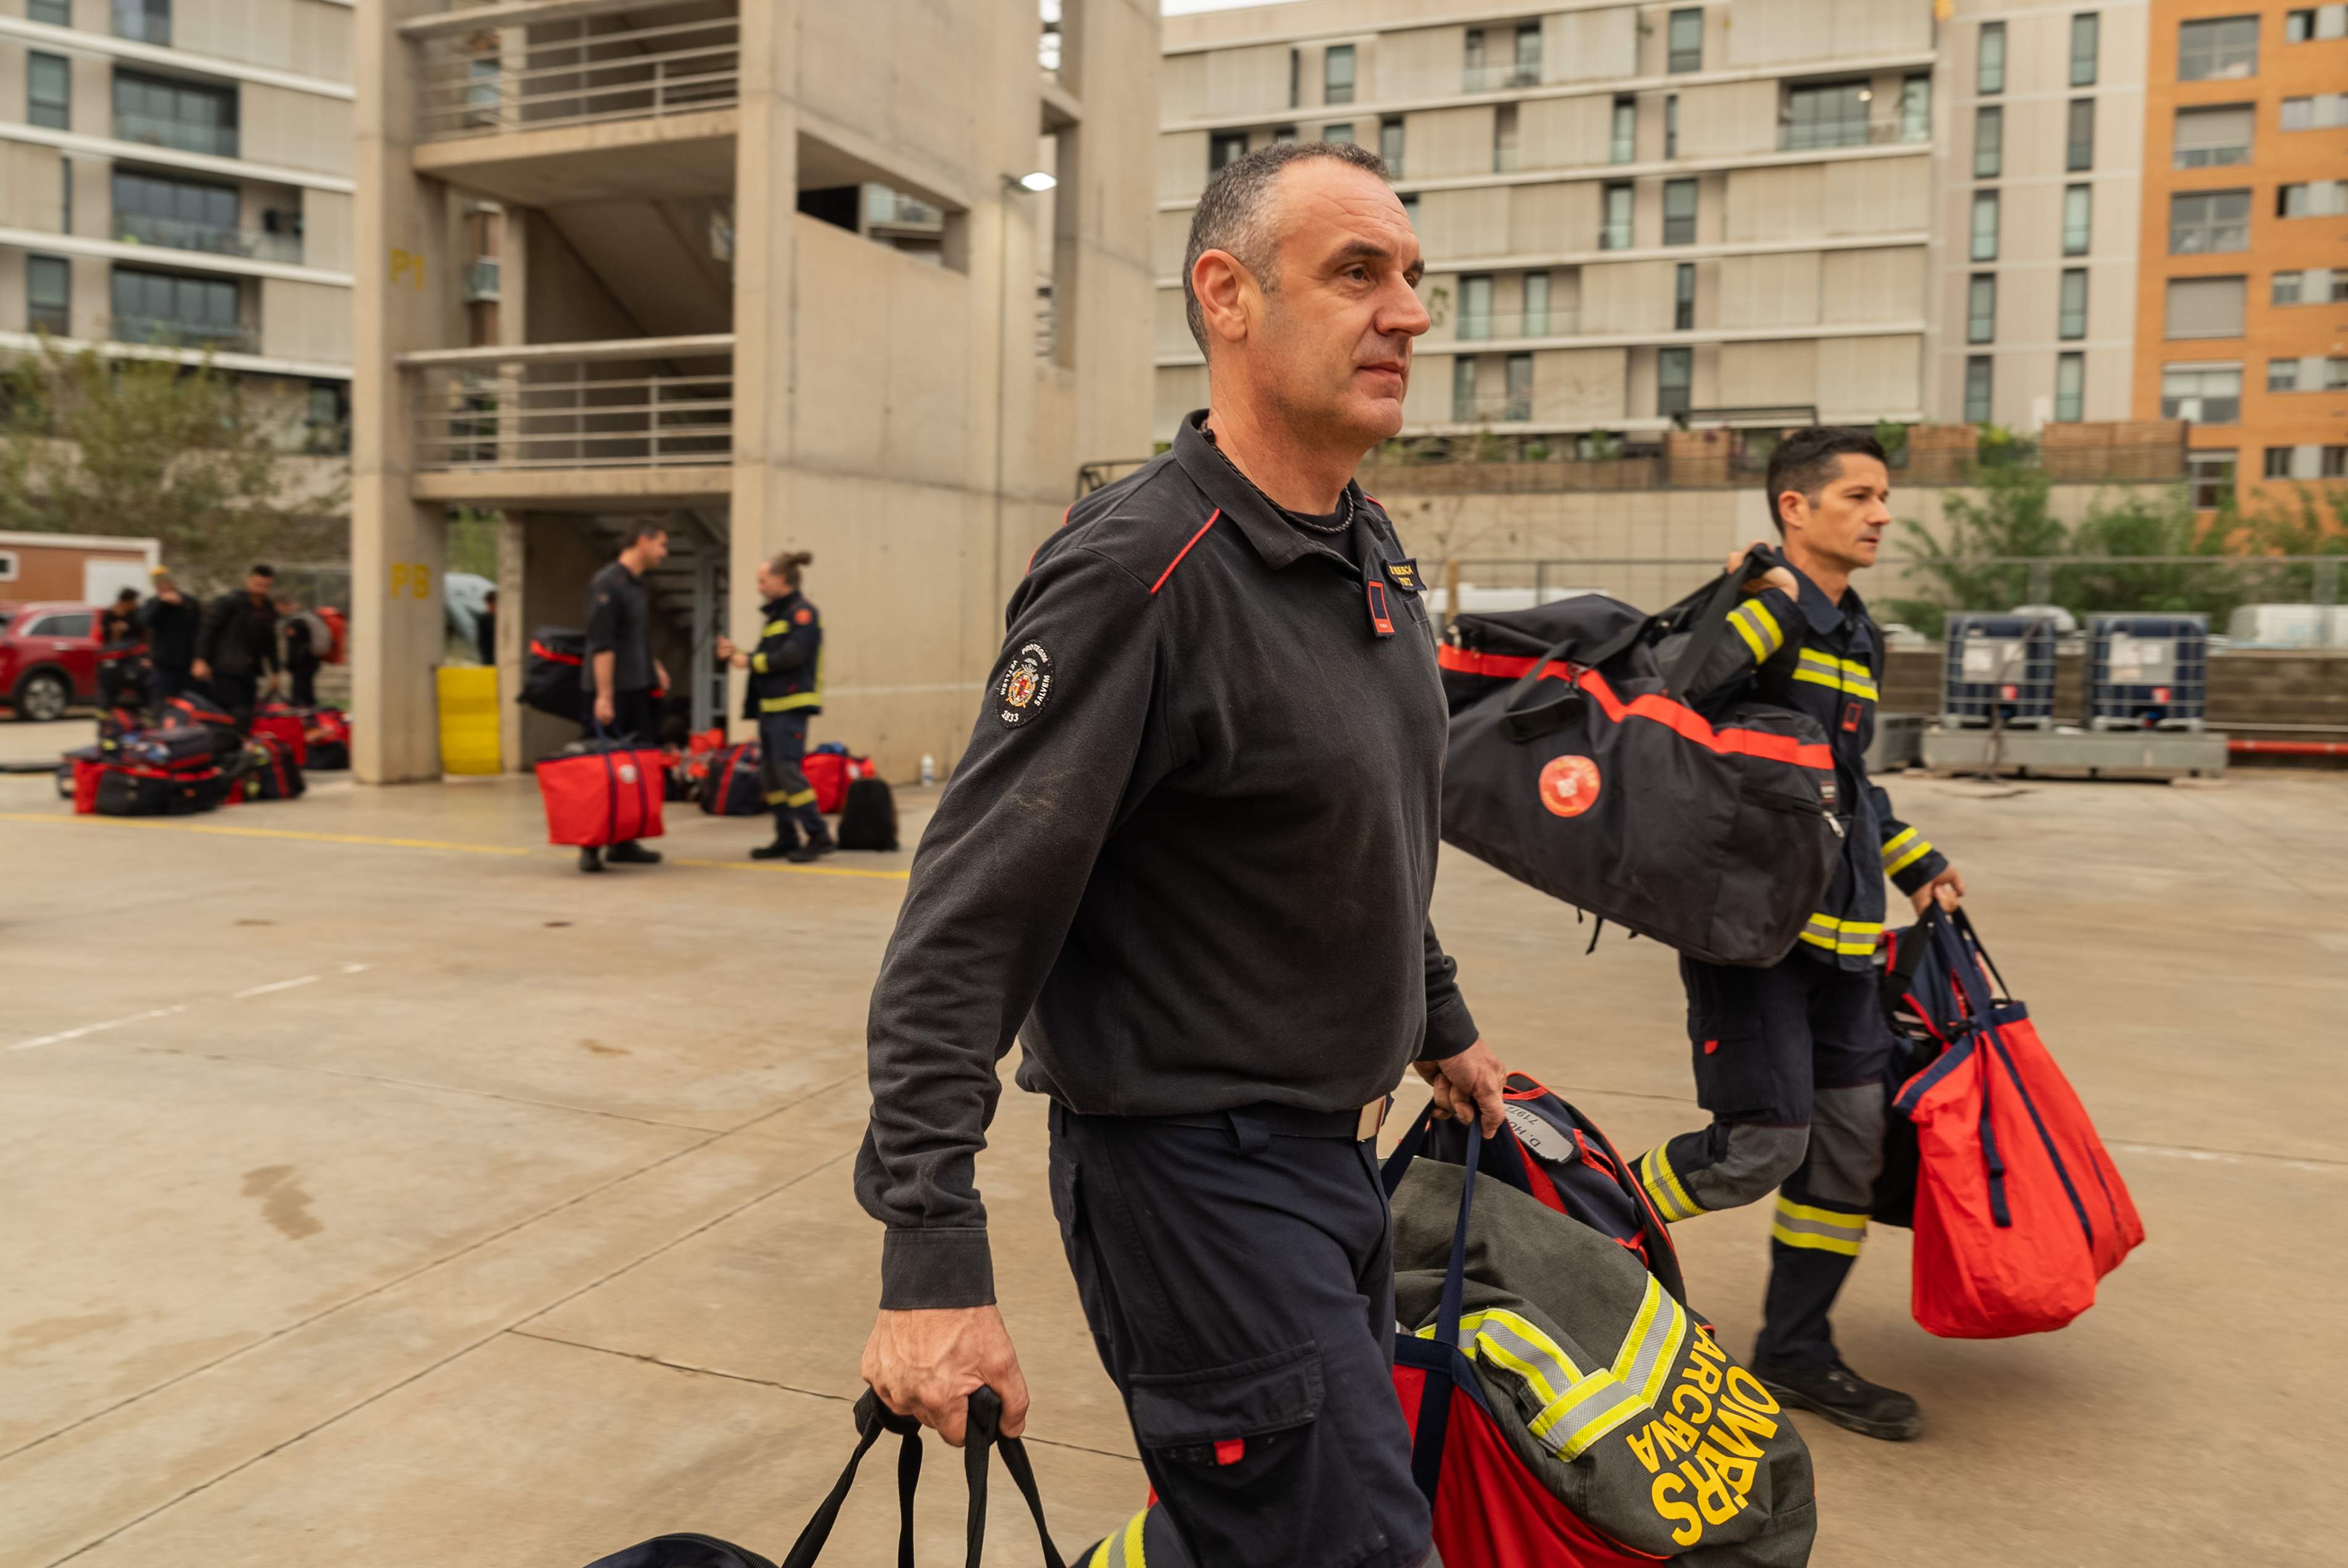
[1448,310,1581,343]
[417,12,740,141]
[114,212,302,265]
[104,312,260,354]
[405,337,733,477]
[114,111,237,158]
[1777,118,1931,153]
[1462,64,1540,93]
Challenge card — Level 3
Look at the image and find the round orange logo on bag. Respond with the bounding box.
[1538,755,1601,818]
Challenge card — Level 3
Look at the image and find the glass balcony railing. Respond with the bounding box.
[114,112,238,157]
[1450,310,1582,342]
[1462,64,1541,92]
[105,313,259,354]
[114,212,302,264]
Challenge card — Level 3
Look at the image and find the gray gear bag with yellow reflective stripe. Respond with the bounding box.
[1391,1158,1818,1564]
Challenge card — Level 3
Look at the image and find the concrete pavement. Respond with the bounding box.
[2,743,2342,1566]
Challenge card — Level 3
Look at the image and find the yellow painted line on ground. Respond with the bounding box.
[0,811,910,881]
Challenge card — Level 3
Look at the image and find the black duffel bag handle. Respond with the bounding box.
[779,1386,1067,1568]
[1495,543,1785,743]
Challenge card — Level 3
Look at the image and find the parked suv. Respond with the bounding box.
[0,601,101,721]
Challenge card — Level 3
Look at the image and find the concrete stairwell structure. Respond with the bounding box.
[351,0,1157,784]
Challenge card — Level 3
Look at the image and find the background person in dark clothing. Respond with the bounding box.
[96,589,144,710]
[138,569,199,706]
[277,595,321,707]
[579,522,669,874]
[715,550,830,863]
[477,588,498,666]
[193,564,280,724]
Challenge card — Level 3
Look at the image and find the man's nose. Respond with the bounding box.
[1383,282,1432,338]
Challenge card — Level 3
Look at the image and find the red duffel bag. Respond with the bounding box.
[537,737,666,847]
[1893,910,2143,1338]
[800,745,873,815]
[251,701,309,765]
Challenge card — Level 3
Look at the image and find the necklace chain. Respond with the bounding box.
[1204,426,1355,535]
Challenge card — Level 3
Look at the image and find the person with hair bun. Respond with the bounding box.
[716,549,831,862]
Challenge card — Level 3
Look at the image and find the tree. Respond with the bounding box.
[0,342,346,593]
[1887,464,2067,635]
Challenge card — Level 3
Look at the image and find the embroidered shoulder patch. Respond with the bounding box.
[1385,558,1421,594]
[997,640,1055,728]
[794,608,814,625]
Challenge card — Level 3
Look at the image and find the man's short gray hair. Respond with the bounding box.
[1181,140,1390,355]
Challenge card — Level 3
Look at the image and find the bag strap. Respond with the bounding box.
[1404,1115,1484,1505]
[1926,915,2012,1229]
[1880,904,1943,1031]
[779,1388,1064,1568]
[1655,543,1784,701]
[1948,907,2010,999]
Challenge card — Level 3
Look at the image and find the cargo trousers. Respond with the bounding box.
[1048,1102,1435,1568]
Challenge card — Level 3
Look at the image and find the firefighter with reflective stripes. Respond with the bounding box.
[716,550,832,863]
[1632,427,1964,1443]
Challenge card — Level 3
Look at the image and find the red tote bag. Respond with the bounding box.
[537,742,667,847]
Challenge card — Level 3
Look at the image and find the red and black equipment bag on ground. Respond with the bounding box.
[1436,553,1842,967]
[119,727,224,772]
[696,740,765,816]
[1386,1109,1816,1566]
[92,761,225,816]
[801,743,873,815]
[521,627,589,723]
[1879,908,2143,1338]
[96,705,145,743]
[232,734,306,802]
[304,707,351,771]
[537,735,666,847]
[250,701,309,765]
[156,692,246,760]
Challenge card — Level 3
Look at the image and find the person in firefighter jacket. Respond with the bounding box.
[1632,427,1964,1444]
[716,550,831,863]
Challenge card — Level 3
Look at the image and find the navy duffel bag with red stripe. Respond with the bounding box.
[1436,568,1841,967]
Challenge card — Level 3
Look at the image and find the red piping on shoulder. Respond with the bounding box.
[1150,508,1222,595]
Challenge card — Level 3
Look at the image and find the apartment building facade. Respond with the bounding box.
[353,0,1155,784]
[1157,0,1941,446]
[0,0,353,444]
[1931,2,2149,438]
[2133,1,2348,506]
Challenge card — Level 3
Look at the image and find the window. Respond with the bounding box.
[1323,122,1355,145]
[28,611,93,637]
[1973,106,2003,178]
[1399,192,1419,225]
[1505,353,1533,421]
[2263,446,2294,479]
[1463,28,1484,78]
[1662,178,1696,245]
[2287,7,2348,43]
[30,0,70,24]
[109,266,240,345]
[60,155,71,235]
[1515,22,1543,85]
[1667,8,1703,73]
[2274,268,2348,304]
[2279,180,2348,217]
[2331,447,2348,479]
[2280,93,2348,130]
[1453,356,1479,422]
[1665,94,1680,157]
[306,381,349,455]
[27,254,69,335]
[1966,274,1996,343]
[1289,49,1299,109]
[2268,356,2348,390]
[1209,132,1247,174]
[1674,261,1695,330]
[1970,191,1999,261]
[1323,44,1354,106]
[1611,96,1636,164]
[2066,99,2095,171]
[2187,450,2236,509]
[2055,353,2085,422]
[28,51,69,130]
[2063,185,2092,255]
[1600,183,1632,250]
[1658,346,1692,419]
[114,70,237,157]
[2160,364,2241,423]
[1494,103,1518,172]
[1900,73,1931,143]
[2170,189,2250,253]
[112,170,241,253]
[1272,125,1298,145]
[2071,13,2100,85]
[2268,358,2300,391]
[1380,117,1404,177]
[2174,104,2254,167]
[113,0,168,45]
[2178,16,2258,80]
[1978,22,2006,94]
[1784,79,1870,150]
[1964,356,1993,423]
[2060,269,2090,340]
[1459,274,1493,341]
[2166,275,2244,339]
[1524,272,1551,336]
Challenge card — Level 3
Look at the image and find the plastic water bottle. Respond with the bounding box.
[920,753,936,786]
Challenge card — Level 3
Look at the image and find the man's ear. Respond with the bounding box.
[1774,488,1808,540]
[1191,249,1254,348]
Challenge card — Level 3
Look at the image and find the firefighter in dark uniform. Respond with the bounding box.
[1631,427,1964,1443]
[857,142,1506,1568]
[579,521,670,874]
[715,550,831,863]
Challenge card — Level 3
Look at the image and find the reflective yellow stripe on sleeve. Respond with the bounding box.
[760,620,791,640]
[751,653,768,674]
[1882,828,1934,876]
[1727,600,1786,662]
[1638,1144,1701,1222]
[758,691,823,712]
[1798,913,1884,957]
[1771,1197,1868,1256]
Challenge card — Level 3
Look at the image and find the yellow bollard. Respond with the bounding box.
[435,666,502,776]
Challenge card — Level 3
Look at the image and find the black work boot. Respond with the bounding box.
[605,840,663,865]
[1753,1358,1922,1442]
[786,833,834,863]
[578,846,604,873]
[750,837,799,861]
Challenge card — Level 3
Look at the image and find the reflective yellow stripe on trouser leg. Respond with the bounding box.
[1088,1506,1149,1567]
[1771,1196,1868,1256]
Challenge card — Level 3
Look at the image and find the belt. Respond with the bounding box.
[1073,1097,1393,1144]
